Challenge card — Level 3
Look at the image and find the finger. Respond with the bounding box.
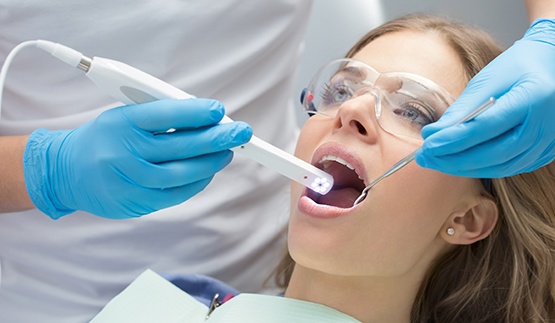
[530,152,555,173]
[420,86,529,157]
[135,121,252,162]
[418,143,554,179]
[143,177,214,211]
[120,98,226,132]
[122,150,234,189]
[432,151,538,178]
[417,119,548,178]
[417,131,523,177]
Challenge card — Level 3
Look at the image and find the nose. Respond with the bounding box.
[331,91,380,143]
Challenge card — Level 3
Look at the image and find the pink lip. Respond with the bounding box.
[297,142,369,219]
[298,195,356,218]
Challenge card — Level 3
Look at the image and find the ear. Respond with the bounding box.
[441,196,498,245]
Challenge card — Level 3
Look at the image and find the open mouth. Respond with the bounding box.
[307,155,366,208]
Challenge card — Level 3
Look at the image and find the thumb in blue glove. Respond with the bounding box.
[416,19,555,178]
[23,98,252,219]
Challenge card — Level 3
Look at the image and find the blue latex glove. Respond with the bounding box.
[416,19,555,178]
[24,98,252,219]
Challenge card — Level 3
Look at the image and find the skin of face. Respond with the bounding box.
[288,30,478,282]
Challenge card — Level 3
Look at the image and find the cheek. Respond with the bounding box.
[349,168,478,274]
[371,165,477,231]
[294,118,326,161]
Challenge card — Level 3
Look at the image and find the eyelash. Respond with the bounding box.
[321,82,353,106]
[395,100,435,126]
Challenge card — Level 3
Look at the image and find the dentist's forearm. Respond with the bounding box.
[526,0,555,22]
[0,135,35,212]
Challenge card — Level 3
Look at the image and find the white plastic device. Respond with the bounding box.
[5,40,333,194]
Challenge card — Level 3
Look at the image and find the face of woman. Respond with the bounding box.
[288,30,481,278]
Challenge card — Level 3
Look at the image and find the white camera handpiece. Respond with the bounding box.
[33,40,333,195]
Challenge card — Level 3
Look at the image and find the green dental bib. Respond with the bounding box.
[91,269,360,322]
[207,293,360,322]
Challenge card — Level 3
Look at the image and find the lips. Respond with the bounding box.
[301,143,368,214]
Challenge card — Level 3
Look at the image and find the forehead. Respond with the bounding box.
[350,30,466,98]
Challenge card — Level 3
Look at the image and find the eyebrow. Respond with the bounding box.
[338,66,366,79]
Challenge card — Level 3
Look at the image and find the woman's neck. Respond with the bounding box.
[284,265,423,323]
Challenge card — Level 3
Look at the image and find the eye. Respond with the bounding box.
[393,100,435,128]
[322,82,354,106]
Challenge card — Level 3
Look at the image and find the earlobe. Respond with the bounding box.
[442,197,498,245]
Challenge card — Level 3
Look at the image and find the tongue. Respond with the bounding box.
[318,187,360,208]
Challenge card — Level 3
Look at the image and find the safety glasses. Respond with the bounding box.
[301,59,455,141]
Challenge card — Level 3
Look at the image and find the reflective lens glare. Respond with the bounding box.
[302,59,455,140]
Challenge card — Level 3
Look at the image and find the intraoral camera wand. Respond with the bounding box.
[352,97,496,206]
[1,40,333,195]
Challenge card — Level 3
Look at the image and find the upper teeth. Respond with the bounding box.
[320,155,355,170]
[319,155,365,183]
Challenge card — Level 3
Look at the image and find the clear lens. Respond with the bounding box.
[302,59,454,140]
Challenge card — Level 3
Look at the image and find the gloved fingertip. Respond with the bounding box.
[420,124,440,139]
[414,149,428,168]
[207,100,226,121]
[418,139,437,156]
[234,121,253,144]
[415,154,444,173]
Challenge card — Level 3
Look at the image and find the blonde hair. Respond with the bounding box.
[414,165,555,322]
[273,13,555,322]
[344,13,502,83]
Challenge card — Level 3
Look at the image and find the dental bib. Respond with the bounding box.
[208,294,360,322]
[91,269,360,323]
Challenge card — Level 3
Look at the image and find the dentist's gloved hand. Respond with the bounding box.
[24,98,252,220]
[416,19,555,178]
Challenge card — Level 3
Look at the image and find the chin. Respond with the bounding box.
[287,216,364,276]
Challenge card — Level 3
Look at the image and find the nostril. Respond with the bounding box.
[350,120,367,135]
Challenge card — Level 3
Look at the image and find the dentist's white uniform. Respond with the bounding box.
[0,0,382,321]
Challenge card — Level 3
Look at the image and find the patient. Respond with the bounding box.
[165,14,555,322]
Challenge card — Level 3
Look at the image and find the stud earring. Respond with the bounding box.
[447,228,455,236]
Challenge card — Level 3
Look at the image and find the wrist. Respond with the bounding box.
[524,18,555,45]
[23,128,75,219]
